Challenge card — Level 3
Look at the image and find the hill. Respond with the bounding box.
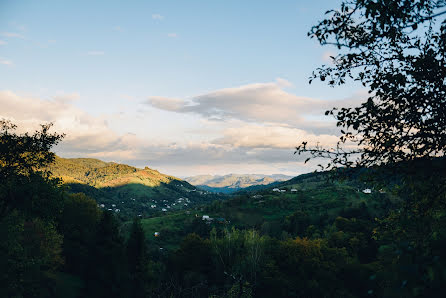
[48,156,224,218]
[132,170,401,251]
[185,173,292,193]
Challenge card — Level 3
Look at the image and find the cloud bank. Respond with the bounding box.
[0,80,363,176]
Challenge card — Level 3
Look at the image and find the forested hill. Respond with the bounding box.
[47,156,223,218]
[185,173,292,193]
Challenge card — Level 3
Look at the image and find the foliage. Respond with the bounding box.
[297,0,446,168]
[126,218,151,298]
[294,1,446,296]
[60,193,101,275]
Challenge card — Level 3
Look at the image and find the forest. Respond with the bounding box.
[1,0,446,297]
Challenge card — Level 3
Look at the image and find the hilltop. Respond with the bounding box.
[47,156,224,218]
[185,173,292,193]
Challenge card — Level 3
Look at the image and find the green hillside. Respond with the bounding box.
[132,171,401,251]
[47,157,224,218]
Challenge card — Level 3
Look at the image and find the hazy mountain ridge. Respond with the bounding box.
[185,173,293,193]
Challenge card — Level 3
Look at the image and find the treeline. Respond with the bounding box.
[1,121,446,297]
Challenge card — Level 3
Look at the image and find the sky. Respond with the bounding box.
[0,0,365,177]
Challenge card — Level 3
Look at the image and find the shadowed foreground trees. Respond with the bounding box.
[296,0,446,295]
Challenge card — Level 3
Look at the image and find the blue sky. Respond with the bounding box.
[0,0,364,177]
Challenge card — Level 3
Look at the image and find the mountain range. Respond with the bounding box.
[185,173,293,193]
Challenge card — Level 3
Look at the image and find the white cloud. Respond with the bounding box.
[1,32,24,39]
[145,78,359,128]
[167,33,177,38]
[0,40,7,45]
[86,51,105,56]
[0,58,13,65]
[214,124,340,149]
[0,84,361,177]
[53,93,80,103]
[0,90,129,154]
[152,14,164,20]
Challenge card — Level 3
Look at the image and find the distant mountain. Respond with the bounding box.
[184,173,293,193]
[48,157,222,217]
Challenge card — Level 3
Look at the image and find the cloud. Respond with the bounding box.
[1,32,24,39]
[213,124,340,149]
[0,58,13,65]
[0,90,130,155]
[145,78,359,128]
[167,33,178,38]
[0,84,359,177]
[86,51,105,56]
[53,93,80,103]
[0,40,6,45]
[152,14,164,20]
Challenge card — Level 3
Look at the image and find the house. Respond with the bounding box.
[362,188,372,194]
[280,189,286,193]
[154,232,159,237]
[291,189,297,193]
[252,195,263,199]
[162,208,167,212]
[151,205,156,208]
[99,204,105,208]
[273,188,280,192]
[112,204,116,207]
[202,215,210,220]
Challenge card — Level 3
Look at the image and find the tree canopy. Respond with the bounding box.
[296,0,446,168]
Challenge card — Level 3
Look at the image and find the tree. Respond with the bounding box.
[0,120,64,218]
[296,1,446,295]
[85,211,128,298]
[296,0,446,169]
[60,193,101,275]
[126,218,151,298]
[0,120,65,297]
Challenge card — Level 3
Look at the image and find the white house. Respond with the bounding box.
[280,190,286,193]
[151,204,156,208]
[273,188,280,192]
[162,208,167,212]
[362,188,372,194]
[291,189,297,193]
[202,215,210,220]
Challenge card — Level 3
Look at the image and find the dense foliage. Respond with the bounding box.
[297,0,446,167]
[294,0,446,296]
